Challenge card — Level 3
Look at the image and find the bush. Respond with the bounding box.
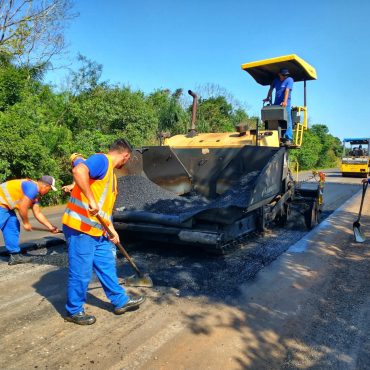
[0,57,341,206]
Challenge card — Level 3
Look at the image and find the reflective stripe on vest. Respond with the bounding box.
[0,180,33,210]
[64,208,103,231]
[68,196,112,222]
[62,154,117,236]
[0,183,18,209]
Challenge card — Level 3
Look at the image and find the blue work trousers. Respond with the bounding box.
[0,207,21,253]
[63,225,129,316]
[285,105,293,141]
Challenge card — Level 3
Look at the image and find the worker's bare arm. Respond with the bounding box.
[263,85,274,102]
[31,204,59,233]
[281,88,290,107]
[107,223,120,244]
[72,163,99,215]
[18,196,33,231]
[62,181,76,193]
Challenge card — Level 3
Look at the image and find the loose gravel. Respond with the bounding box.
[127,224,307,301]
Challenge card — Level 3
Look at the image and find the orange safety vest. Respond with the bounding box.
[0,179,37,210]
[62,154,117,236]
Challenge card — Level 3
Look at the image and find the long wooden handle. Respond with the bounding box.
[357,182,368,222]
[96,214,142,276]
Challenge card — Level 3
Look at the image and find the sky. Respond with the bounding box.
[46,0,370,141]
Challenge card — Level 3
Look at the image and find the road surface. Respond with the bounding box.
[0,169,369,370]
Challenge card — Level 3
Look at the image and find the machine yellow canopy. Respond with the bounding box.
[241,54,317,86]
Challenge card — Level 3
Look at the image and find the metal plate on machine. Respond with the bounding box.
[142,146,192,195]
[261,105,287,122]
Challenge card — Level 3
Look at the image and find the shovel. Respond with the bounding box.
[353,181,368,243]
[96,214,153,288]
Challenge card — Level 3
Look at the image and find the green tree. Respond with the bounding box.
[0,59,72,204]
[66,86,158,146]
[196,96,234,132]
[0,0,76,65]
[147,88,189,136]
[231,108,250,128]
[290,124,341,170]
[69,54,105,94]
[310,124,341,168]
[290,130,322,169]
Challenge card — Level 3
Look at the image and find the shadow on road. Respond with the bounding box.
[178,210,370,368]
[32,264,117,317]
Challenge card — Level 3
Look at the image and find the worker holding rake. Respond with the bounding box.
[62,139,145,325]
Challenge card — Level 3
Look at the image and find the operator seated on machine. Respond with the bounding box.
[263,68,294,146]
[351,146,362,157]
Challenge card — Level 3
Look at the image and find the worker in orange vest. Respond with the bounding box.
[62,139,145,325]
[0,176,60,265]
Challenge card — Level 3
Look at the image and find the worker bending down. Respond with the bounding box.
[62,139,145,325]
[0,176,60,265]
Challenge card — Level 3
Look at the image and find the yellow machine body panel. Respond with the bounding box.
[241,54,317,85]
[341,162,369,176]
[164,130,280,148]
[340,138,370,177]
[292,106,308,146]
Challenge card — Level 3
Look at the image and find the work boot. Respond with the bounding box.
[114,296,146,315]
[64,312,96,325]
[8,253,33,266]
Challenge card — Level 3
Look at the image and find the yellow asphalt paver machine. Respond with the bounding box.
[113,55,323,253]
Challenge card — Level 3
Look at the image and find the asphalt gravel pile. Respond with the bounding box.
[115,171,260,218]
[115,175,181,212]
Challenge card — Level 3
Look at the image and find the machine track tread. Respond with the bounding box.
[203,231,262,255]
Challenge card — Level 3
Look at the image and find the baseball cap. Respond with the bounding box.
[279,68,290,76]
[40,175,57,191]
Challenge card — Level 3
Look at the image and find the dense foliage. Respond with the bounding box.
[0,55,341,205]
[289,124,342,170]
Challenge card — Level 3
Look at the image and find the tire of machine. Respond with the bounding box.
[304,200,319,230]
